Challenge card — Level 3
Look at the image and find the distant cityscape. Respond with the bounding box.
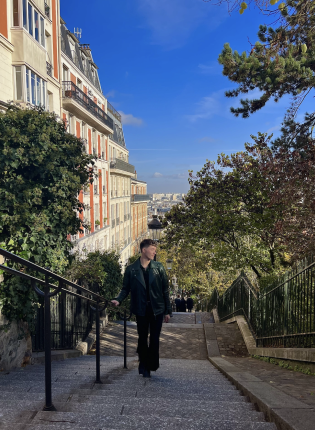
[147,194,186,219]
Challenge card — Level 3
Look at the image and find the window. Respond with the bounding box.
[23,2,45,46]
[13,0,19,26]
[62,65,68,81]
[28,3,33,35]
[15,66,22,100]
[34,10,39,41]
[31,71,35,104]
[23,0,27,28]
[25,67,46,107]
[40,17,45,46]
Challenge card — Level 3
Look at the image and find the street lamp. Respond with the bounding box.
[148,214,163,241]
[166,258,173,271]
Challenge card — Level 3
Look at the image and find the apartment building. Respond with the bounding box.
[130,176,149,256]
[0,0,60,113]
[108,109,134,265]
[60,20,112,254]
[0,0,147,264]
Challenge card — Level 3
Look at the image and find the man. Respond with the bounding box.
[187,295,194,312]
[111,239,172,378]
[175,294,181,312]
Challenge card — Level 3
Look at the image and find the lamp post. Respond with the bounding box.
[147,214,163,241]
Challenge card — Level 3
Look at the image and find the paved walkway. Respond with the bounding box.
[98,312,208,360]
[223,356,315,408]
[0,312,276,429]
[0,355,276,429]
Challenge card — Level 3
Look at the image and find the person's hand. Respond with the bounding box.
[111,300,120,307]
[164,314,171,323]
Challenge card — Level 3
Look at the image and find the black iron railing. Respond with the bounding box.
[44,2,50,18]
[107,101,121,122]
[0,248,131,411]
[62,81,113,131]
[131,194,150,202]
[110,158,135,174]
[46,62,52,77]
[204,260,315,348]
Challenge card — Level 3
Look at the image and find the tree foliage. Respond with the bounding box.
[0,106,95,324]
[67,250,123,302]
[217,0,315,117]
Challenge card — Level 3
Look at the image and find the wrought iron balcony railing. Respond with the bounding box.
[44,2,50,18]
[110,158,135,174]
[46,62,52,77]
[62,81,113,131]
[107,101,121,122]
[131,194,150,202]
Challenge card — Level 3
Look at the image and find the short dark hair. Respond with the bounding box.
[140,239,157,252]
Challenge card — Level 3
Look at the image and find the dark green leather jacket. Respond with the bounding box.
[116,258,172,317]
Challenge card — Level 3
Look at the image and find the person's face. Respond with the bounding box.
[142,245,156,260]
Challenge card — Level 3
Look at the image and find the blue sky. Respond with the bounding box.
[61,0,314,193]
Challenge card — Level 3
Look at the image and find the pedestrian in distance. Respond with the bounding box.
[179,296,187,312]
[175,294,181,312]
[111,239,172,378]
[187,295,194,312]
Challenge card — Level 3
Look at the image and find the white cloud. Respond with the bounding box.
[105,90,116,99]
[186,95,221,122]
[119,111,144,127]
[137,0,227,49]
[152,172,186,180]
[198,62,222,75]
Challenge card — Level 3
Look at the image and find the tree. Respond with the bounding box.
[0,106,95,324]
[67,250,123,302]
[217,1,315,117]
[163,137,290,278]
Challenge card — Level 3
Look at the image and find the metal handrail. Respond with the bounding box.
[0,248,120,411]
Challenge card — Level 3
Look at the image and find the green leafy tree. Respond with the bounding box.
[217,0,315,117]
[163,136,289,278]
[0,106,95,325]
[67,250,123,301]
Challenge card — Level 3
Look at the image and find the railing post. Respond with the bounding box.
[124,309,127,369]
[43,274,56,411]
[95,302,102,384]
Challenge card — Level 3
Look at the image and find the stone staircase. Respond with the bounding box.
[0,354,277,429]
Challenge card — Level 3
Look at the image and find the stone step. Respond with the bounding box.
[71,388,248,402]
[52,401,266,422]
[67,394,253,409]
[26,411,278,430]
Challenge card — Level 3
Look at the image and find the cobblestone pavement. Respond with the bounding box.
[98,312,208,360]
[224,356,315,408]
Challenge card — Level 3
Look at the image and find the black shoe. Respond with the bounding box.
[139,363,145,375]
[143,369,151,378]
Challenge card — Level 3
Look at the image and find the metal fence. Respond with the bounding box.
[203,262,315,348]
[0,248,132,412]
[32,289,94,352]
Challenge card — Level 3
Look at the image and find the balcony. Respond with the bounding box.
[110,158,135,175]
[46,62,52,77]
[107,101,121,122]
[44,2,50,18]
[62,81,113,134]
[131,194,151,202]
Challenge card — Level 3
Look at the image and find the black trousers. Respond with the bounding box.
[136,304,164,372]
[176,306,180,312]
